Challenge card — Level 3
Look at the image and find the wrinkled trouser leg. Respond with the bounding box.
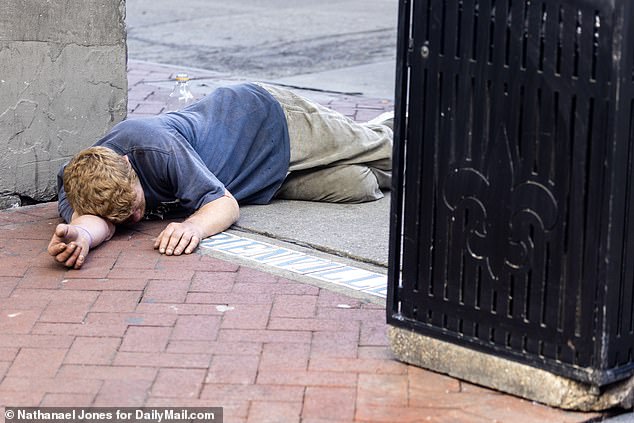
[258,83,393,203]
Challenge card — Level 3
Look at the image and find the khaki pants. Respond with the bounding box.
[258,83,393,203]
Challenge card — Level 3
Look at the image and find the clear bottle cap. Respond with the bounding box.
[175,73,190,82]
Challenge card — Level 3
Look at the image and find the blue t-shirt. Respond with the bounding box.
[57,83,290,223]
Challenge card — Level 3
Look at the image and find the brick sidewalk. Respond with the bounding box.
[0,61,604,422]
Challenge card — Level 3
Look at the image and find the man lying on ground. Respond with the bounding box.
[48,82,393,269]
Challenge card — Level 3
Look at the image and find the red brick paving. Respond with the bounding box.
[0,61,605,422]
[0,201,602,422]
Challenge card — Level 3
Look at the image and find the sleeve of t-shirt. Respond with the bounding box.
[169,147,227,211]
[56,165,74,223]
[130,136,227,214]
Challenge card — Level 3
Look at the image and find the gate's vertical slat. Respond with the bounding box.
[480,0,498,330]
[605,1,634,369]
[386,0,411,322]
[489,0,512,347]
[495,1,516,341]
[435,0,456,332]
[399,0,427,319]
[617,15,634,362]
[416,0,442,316]
[505,1,527,343]
[451,0,473,339]
[580,6,613,367]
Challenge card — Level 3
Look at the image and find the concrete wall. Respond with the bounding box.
[0,0,128,208]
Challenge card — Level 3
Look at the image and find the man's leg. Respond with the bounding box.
[258,83,393,202]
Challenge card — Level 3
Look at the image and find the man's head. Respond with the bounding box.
[63,146,145,224]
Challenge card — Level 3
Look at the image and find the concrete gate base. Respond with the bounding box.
[388,326,634,411]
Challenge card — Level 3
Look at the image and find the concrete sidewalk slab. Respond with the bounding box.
[271,60,396,100]
[236,195,391,268]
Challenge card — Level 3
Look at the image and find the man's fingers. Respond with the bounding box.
[182,235,201,255]
[64,243,84,268]
[165,231,184,255]
[155,223,202,256]
[173,234,190,255]
[171,234,200,256]
[54,224,70,239]
[155,225,181,255]
[156,229,173,254]
[54,243,76,264]
[48,242,66,256]
[54,243,73,262]
[153,226,169,249]
[64,255,77,268]
[49,224,90,269]
[48,224,71,256]
[74,251,86,269]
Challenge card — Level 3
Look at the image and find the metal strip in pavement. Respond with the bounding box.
[199,232,387,298]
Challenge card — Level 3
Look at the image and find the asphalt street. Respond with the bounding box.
[125,0,398,82]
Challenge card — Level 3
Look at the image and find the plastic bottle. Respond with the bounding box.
[165,73,195,112]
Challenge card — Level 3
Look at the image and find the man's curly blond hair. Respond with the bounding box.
[63,146,139,224]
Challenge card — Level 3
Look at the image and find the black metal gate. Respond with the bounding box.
[388,0,634,386]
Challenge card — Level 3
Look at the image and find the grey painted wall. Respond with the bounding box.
[0,0,128,208]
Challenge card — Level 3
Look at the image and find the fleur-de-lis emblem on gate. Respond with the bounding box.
[443,127,558,280]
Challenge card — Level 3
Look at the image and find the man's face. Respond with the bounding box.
[125,181,146,224]
[119,155,146,225]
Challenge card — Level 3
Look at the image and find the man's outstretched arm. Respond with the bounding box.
[154,190,240,256]
[48,213,115,269]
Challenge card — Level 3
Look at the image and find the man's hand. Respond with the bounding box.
[47,224,91,269]
[154,192,240,256]
[154,221,203,256]
[48,214,114,270]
